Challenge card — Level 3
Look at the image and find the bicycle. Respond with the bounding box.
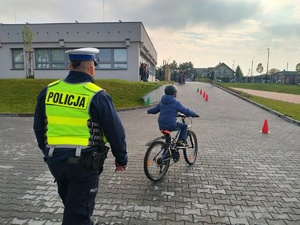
[144,113,198,181]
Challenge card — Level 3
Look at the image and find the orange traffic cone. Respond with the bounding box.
[205,94,208,101]
[203,91,206,98]
[200,89,202,95]
[260,119,270,134]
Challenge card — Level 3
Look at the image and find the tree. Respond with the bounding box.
[235,65,243,82]
[158,60,195,81]
[296,63,300,73]
[178,61,196,79]
[22,24,34,78]
[156,67,164,81]
[169,60,178,80]
[268,68,280,84]
[178,61,194,72]
[269,68,280,75]
[256,63,263,75]
[156,59,179,81]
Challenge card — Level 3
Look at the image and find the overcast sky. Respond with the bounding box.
[1,0,300,75]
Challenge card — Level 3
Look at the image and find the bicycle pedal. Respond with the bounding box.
[176,146,187,149]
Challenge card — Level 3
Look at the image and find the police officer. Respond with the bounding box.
[33,47,128,225]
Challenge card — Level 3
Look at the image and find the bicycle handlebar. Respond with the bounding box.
[177,113,199,118]
[177,113,186,118]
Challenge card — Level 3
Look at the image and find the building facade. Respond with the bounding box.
[196,62,235,82]
[271,70,299,84]
[0,22,157,81]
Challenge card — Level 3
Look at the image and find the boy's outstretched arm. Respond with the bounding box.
[147,103,161,114]
[176,101,198,117]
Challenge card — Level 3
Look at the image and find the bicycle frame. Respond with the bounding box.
[145,115,192,147]
[145,115,192,165]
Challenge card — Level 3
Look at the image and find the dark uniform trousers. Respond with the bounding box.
[48,159,99,225]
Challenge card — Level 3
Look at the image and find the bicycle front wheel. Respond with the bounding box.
[144,141,170,181]
[183,130,198,165]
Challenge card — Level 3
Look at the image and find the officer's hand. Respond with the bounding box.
[194,114,200,118]
[115,165,127,172]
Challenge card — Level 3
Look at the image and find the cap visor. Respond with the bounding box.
[94,60,98,66]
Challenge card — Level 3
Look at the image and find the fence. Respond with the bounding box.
[142,84,167,105]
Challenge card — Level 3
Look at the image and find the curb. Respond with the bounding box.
[0,113,34,117]
[215,84,300,127]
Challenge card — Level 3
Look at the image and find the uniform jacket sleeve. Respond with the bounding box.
[90,91,128,166]
[33,88,47,151]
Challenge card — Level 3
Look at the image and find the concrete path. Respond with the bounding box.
[231,88,300,104]
[1,82,300,225]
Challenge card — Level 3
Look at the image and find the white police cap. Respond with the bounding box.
[65,47,99,65]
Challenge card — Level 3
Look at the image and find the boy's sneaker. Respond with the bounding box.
[176,141,188,148]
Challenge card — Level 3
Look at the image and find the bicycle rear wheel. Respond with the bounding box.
[144,141,170,181]
[183,130,198,165]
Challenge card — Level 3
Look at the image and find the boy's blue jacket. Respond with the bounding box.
[147,95,197,130]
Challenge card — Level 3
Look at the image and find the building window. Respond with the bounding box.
[12,49,24,69]
[98,48,127,69]
[35,49,67,69]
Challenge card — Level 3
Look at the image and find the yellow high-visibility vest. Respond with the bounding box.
[45,80,103,146]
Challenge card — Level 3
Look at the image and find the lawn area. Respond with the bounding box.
[218,82,300,121]
[0,79,162,114]
[1,79,299,122]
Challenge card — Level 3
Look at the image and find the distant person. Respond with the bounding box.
[178,71,182,85]
[140,63,148,82]
[178,70,185,85]
[139,63,144,81]
[191,73,195,81]
[145,63,149,80]
[182,71,186,84]
[210,70,215,85]
[33,47,128,225]
[147,85,199,147]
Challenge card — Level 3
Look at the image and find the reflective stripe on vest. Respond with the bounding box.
[45,80,103,146]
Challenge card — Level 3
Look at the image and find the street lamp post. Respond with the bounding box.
[265,48,270,83]
[251,57,255,82]
[232,60,235,82]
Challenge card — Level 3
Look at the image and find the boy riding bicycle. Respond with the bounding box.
[147,85,199,147]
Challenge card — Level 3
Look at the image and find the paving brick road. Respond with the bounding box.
[0,82,300,225]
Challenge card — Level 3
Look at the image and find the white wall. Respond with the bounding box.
[0,22,157,80]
